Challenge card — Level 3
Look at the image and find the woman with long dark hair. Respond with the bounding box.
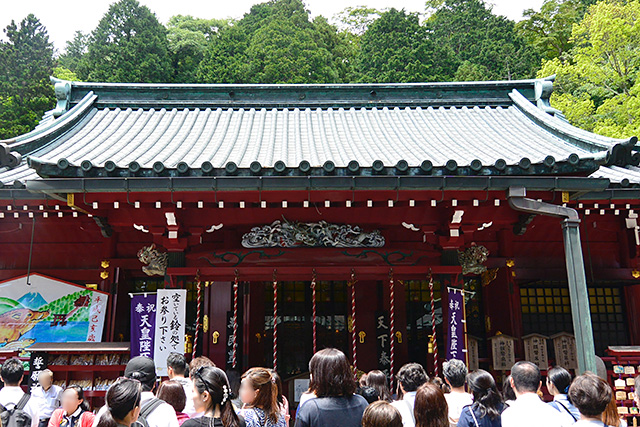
[414,383,449,427]
[238,368,286,427]
[546,366,579,423]
[457,370,504,427]
[365,370,392,402]
[183,367,245,427]
[501,376,516,407]
[96,378,142,427]
[294,348,368,427]
[48,385,95,427]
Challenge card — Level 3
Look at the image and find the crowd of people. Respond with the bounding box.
[0,349,633,427]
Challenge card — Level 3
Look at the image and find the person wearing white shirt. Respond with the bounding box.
[547,366,580,424]
[391,363,429,427]
[0,357,40,427]
[501,361,569,427]
[166,353,197,417]
[568,373,617,427]
[442,359,473,427]
[92,356,178,427]
[32,369,63,427]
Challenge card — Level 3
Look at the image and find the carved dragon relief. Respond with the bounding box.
[458,245,490,275]
[241,219,385,248]
[137,243,168,276]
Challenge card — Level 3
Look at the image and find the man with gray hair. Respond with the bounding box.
[442,359,472,427]
[31,369,62,427]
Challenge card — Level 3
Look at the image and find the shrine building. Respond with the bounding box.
[1,76,640,398]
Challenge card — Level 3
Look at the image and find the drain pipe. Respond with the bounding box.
[507,187,596,374]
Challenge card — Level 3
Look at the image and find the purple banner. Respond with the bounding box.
[446,288,465,362]
[131,294,156,359]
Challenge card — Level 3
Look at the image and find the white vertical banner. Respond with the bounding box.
[154,289,187,376]
[87,292,108,342]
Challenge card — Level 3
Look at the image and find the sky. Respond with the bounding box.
[1,0,545,53]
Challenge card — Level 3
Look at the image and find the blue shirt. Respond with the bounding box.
[458,403,504,427]
[548,395,580,424]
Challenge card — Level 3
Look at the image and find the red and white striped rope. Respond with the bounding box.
[311,270,317,354]
[231,270,239,368]
[429,273,439,377]
[349,270,357,378]
[273,270,278,372]
[192,272,202,360]
[389,269,395,388]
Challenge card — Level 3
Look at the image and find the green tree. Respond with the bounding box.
[198,0,354,84]
[357,8,458,83]
[517,0,590,61]
[539,0,640,138]
[427,0,540,81]
[79,0,172,83]
[334,6,384,36]
[0,14,54,139]
[167,15,231,83]
[57,30,88,73]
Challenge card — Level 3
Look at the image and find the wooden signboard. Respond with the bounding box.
[489,333,516,371]
[551,332,578,370]
[467,336,480,372]
[522,333,549,370]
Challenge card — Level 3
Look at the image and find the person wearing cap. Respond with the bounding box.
[92,356,179,427]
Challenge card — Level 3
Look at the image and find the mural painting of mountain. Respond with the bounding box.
[0,274,108,348]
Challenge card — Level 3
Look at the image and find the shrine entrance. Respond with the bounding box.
[261,280,350,378]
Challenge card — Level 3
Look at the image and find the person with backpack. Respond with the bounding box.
[0,357,40,427]
[93,356,179,427]
[96,378,142,427]
[48,385,95,427]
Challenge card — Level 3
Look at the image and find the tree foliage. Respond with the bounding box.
[167,15,231,83]
[0,14,54,140]
[3,0,639,140]
[78,0,172,83]
[427,0,541,81]
[198,0,353,83]
[357,8,458,82]
[539,0,640,138]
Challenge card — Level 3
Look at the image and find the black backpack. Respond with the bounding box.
[133,398,165,427]
[0,393,32,427]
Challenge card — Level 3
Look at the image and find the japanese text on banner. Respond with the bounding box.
[446,288,466,362]
[130,293,157,359]
[154,289,186,376]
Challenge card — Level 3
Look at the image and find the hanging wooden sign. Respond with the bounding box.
[489,333,516,371]
[522,333,549,370]
[467,336,480,372]
[551,332,578,370]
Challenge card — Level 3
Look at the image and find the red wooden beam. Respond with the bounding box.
[167,265,461,281]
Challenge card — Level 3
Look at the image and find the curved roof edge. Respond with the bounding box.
[1,91,97,155]
[509,89,637,153]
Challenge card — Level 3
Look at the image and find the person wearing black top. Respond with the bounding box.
[294,348,368,427]
[182,367,246,427]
